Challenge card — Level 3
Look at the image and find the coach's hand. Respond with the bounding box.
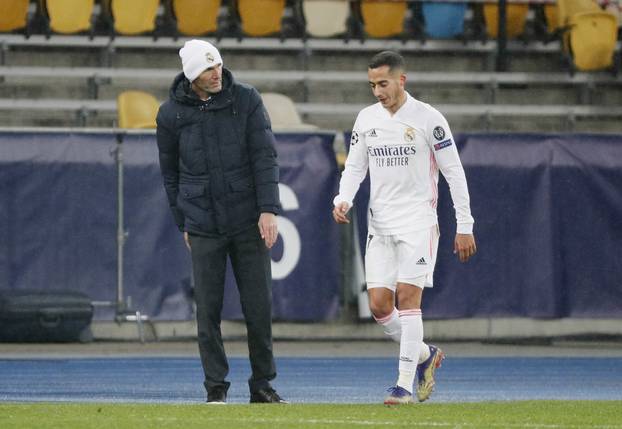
[258,212,278,249]
[332,202,351,224]
[454,233,476,262]
[183,232,191,251]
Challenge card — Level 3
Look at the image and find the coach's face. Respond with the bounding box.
[368,65,406,114]
[193,64,223,94]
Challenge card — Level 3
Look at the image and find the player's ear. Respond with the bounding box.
[400,73,406,87]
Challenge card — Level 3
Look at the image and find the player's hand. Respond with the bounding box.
[183,231,191,251]
[454,233,476,262]
[258,212,278,249]
[332,202,351,224]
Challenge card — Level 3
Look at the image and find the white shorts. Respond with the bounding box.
[365,225,439,291]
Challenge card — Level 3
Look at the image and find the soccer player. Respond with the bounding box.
[332,51,476,405]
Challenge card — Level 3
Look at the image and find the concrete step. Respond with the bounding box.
[1,35,574,73]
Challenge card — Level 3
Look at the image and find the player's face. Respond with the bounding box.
[193,64,223,95]
[368,65,406,114]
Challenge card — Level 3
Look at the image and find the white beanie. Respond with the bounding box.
[179,39,223,82]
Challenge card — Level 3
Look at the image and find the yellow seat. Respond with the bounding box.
[106,0,160,35]
[237,0,285,37]
[117,91,160,129]
[569,12,618,71]
[360,0,407,38]
[556,0,601,29]
[544,4,558,34]
[483,3,529,39]
[44,0,94,34]
[556,0,603,52]
[303,0,350,38]
[261,92,317,131]
[0,0,29,32]
[173,0,221,36]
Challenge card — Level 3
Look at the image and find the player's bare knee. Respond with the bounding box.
[369,300,394,319]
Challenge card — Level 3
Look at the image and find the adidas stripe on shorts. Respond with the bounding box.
[365,225,440,291]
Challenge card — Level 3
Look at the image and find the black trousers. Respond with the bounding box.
[188,226,276,395]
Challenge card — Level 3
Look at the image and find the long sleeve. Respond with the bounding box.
[428,114,474,234]
[156,105,185,231]
[333,118,369,207]
[248,89,281,215]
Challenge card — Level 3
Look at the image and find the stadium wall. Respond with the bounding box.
[0,131,621,328]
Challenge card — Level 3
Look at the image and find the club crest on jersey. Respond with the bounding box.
[368,129,378,138]
[350,131,359,146]
[433,126,445,141]
[404,127,415,142]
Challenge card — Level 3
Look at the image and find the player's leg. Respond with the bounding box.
[385,227,442,404]
[414,226,444,402]
[382,280,423,405]
[368,288,400,341]
[365,234,400,341]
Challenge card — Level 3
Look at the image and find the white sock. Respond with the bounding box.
[373,307,401,342]
[419,342,431,364]
[396,309,424,393]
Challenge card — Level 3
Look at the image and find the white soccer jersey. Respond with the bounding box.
[334,92,474,235]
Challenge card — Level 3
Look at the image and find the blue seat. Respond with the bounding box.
[422,2,467,39]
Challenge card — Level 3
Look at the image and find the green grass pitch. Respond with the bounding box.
[1,401,621,429]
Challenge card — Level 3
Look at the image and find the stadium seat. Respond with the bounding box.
[422,2,467,39]
[260,92,317,130]
[302,0,350,38]
[44,0,94,34]
[568,12,618,71]
[360,0,407,38]
[173,0,221,36]
[544,4,559,34]
[483,3,529,39]
[117,90,159,129]
[237,0,285,37]
[556,0,601,29]
[556,0,603,52]
[0,0,30,33]
[104,0,160,36]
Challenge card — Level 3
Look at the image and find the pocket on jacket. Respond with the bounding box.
[178,183,211,212]
[177,183,215,231]
[180,183,205,199]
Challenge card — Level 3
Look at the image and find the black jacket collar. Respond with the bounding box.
[170,67,234,110]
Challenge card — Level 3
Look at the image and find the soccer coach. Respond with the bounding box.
[156,39,286,404]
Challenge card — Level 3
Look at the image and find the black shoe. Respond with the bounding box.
[250,387,287,404]
[207,386,227,404]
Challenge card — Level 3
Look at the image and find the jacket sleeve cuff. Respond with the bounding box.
[259,205,281,215]
[171,207,185,231]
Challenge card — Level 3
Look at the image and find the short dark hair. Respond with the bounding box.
[368,51,406,72]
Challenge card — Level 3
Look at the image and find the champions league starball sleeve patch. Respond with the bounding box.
[350,131,359,146]
[433,126,446,141]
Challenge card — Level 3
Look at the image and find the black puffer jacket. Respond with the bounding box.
[156,68,281,236]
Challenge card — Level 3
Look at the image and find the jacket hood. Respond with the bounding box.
[169,67,235,108]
